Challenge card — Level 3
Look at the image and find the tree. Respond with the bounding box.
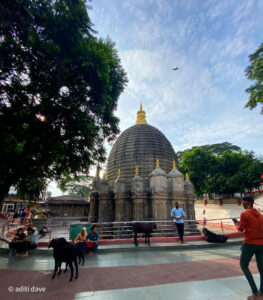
[179,147,263,197]
[238,151,263,193]
[207,151,245,196]
[59,175,93,197]
[180,147,217,197]
[16,177,48,201]
[245,42,263,114]
[0,0,128,205]
[177,142,240,163]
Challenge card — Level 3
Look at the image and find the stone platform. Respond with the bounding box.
[0,239,260,300]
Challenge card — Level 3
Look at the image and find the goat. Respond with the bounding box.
[48,238,78,282]
[132,222,157,246]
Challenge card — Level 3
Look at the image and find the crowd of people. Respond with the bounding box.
[0,207,32,226]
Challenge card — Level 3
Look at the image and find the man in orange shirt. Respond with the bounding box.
[236,196,263,300]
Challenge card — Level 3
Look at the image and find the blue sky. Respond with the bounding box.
[50,0,263,195]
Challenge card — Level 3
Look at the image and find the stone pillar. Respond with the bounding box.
[98,179,113,222]
[167,163,185,218]
[150,163,168,220]
[184,175,196,220]
[114,173,126,222]
[131,172,144,221]
[89,176,101,222]
[89,192,98,222]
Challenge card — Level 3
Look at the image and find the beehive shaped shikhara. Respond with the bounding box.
[89,103,195,222]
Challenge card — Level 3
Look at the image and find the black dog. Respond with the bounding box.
[133,222,157,246]
[203,228,228,243]
[72,243,85,266]
[48,238,78,282]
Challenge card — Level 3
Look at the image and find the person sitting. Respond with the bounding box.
[87,225,100,255]
[13,211,19,221]
[9,228,28,257]
[25,227,38,253]
[74,227,88,245]
[39,226,49,238]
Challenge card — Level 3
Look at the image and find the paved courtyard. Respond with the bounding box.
[0,243,260,300]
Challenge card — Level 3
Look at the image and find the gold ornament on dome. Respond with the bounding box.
[136,102,147,125]
[186,173,190,180]
[156,158,160,168]
[173,160,176,169]
[135,166,139,175]
[118,169,121,177]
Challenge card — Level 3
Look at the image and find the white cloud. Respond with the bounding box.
[90,0,263,157]
[170,114,263,153]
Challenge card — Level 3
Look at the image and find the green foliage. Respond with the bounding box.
[180,147,217,197]
[63,184,91,197]
[16,177,47,201]
[59,175,93,197]
[177,142,241,163]
[0,0,128,204]
[245,42,263,114]
[179,146,263,197]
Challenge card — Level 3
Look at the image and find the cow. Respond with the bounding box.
[132,222,157,246]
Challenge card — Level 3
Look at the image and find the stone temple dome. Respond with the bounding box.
[90,103,195,222]
[106,103,177,182]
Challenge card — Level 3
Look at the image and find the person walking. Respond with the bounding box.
[171,202,185,244]
[236,196,263,300]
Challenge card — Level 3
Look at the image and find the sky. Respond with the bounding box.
[50,0,263,196]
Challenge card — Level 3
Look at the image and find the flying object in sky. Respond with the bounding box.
[172,67,179,71]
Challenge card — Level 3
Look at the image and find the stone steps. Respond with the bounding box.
[33,218,201,240]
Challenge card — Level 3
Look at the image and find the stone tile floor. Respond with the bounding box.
[74,275,260,300]
[0,243,259,300]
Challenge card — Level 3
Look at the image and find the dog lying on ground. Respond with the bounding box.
[203,228,228,243]
[132,222,157,246]
[48,238,78,281]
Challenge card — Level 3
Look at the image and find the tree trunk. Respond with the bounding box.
[0,184,11,207]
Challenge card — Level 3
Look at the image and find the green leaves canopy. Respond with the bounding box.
[179,144,263,197]
[0,0,128,204]
[245,42,263,114]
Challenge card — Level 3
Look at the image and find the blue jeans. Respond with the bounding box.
[88,242,98,253]
[25,242,37,250]
[240,244,263,295]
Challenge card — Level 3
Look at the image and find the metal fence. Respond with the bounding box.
[0,216,240,242]
[32,217,240,242]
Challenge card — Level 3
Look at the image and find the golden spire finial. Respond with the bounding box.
[136,102,147,125]
[186,173,189,180]
[135,166,139,175]
[156,158,160,168]
[103,171,107,179]
[173,160,176,169]
[118,169,121,177]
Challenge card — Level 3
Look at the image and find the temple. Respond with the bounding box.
[89,104,196,222]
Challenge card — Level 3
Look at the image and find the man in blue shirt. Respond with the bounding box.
[171,202,185,243]
[87,225,100,255]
